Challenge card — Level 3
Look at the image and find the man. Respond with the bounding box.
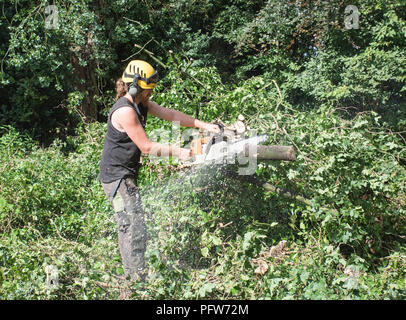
[99,60,220,287]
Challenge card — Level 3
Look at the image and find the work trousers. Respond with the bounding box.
[101,177,147,282]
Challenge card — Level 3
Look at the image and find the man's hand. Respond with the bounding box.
[178,148,193,162]
[204,123,221,134]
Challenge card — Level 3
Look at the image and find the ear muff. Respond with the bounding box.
[128,73,140,98]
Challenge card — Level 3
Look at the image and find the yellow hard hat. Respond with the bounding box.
[122,60,158,89]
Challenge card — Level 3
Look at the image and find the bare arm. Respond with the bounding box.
[147,100,220,133]
[114,106,190,159]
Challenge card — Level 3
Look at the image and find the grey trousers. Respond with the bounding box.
[101,177,147,282]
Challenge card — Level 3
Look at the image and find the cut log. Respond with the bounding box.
[244,145,296,161]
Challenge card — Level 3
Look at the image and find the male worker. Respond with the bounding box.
[99,60,220,287]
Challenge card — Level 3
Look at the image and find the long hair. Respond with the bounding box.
[115,78,128,101]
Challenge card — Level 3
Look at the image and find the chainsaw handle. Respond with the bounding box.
[214,121,224,135]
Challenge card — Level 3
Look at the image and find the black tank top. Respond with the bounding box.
[99,96,148,183]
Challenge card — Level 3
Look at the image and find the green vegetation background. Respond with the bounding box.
[0,0,405,299]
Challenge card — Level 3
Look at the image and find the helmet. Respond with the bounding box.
[122,60,158,90]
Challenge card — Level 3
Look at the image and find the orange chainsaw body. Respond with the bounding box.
[190,136,211,155]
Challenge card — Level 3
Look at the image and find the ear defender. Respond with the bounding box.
[128,73,140,98]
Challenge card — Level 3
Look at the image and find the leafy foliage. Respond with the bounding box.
[1,65,405,299]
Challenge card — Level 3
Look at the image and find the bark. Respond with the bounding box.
[69,33,98,122]
[245,145,296,161]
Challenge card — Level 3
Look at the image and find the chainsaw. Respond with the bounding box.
[188,117,269,166]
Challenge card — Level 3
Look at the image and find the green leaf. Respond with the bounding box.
[300,271,310,283]
[201,247,209,258]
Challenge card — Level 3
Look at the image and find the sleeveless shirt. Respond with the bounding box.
[99,96,148,183]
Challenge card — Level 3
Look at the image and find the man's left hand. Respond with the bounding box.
[205,123,221,134]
